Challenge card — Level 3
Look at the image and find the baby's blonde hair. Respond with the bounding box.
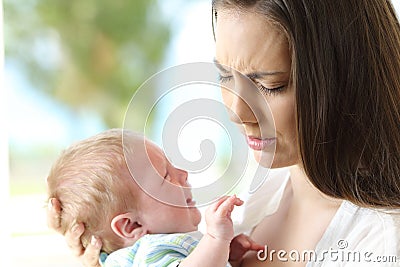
[47,129,141,253]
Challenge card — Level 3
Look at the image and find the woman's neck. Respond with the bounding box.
[288,165,342,208]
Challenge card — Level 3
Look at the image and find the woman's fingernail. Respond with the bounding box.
[48,198,54,210]
[91,236,101,248]
[72,223,80,233]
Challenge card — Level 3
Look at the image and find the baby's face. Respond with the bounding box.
[125,138,201,234]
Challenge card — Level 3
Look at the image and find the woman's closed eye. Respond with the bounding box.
[218,74,233,83]
[218,74,286,96]
[255,81,286,96]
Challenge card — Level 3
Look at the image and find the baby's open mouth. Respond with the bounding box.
[186,197,196,206]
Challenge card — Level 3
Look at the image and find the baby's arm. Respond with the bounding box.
[179,195,243,267]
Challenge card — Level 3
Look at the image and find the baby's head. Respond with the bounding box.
[47,129,201,254]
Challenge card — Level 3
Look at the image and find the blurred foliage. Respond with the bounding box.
[4,0,171,127]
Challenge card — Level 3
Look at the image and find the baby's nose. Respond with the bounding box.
[171,168,188,185]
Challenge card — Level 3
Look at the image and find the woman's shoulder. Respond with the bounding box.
[340,201,400,233]
[316,201,400,263]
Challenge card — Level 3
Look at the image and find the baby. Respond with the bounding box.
[46,129,260,266]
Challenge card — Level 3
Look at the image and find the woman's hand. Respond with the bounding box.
[229,234,264,262]
[47,198,103,267]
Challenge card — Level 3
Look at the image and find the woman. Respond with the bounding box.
[48,0,400,266]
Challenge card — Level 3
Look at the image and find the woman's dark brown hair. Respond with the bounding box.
[212,0,400,208]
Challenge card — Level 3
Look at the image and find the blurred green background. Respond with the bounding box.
[5,0,170,197]
[5,0,170,129]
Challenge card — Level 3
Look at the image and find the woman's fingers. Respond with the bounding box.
[82,236,102,267]
[229,234,264,261]
[236,234,264,251]
[47,198,102,266]
[64,223,85,257]
[47,198,62,230]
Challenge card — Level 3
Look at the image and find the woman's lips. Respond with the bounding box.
[246,136,276,151]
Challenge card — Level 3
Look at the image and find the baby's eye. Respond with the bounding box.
[160,172,168,184]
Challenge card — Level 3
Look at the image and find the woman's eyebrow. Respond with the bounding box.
[247,71,286,79]
[213,58,231,74]
[213,58,287,78]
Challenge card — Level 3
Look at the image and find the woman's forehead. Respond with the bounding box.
[215,9,290,75]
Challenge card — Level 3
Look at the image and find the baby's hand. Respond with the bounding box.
[205,195,243,241]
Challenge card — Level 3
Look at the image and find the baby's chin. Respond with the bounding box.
[190,207,202,228]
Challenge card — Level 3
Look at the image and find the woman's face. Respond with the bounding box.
[215,9,299,168]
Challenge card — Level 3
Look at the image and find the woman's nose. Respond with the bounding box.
[226,75,257,124]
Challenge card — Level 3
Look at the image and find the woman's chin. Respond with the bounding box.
[254,150,300,169]
[253,150,275,168]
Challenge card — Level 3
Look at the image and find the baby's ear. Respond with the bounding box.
[111,213,147,241]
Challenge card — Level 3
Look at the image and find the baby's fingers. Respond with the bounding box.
[215,195,243,217]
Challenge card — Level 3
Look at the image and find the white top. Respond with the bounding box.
[232,167,400,266]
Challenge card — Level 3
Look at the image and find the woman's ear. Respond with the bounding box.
[111,212,147,241]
